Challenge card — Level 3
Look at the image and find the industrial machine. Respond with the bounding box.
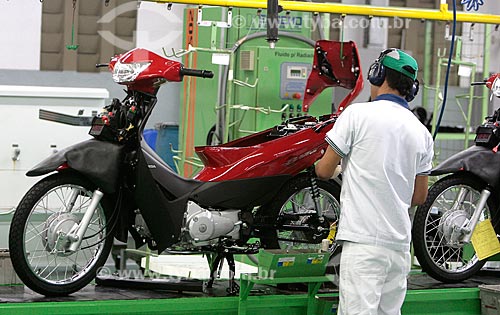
[178,7,334,175]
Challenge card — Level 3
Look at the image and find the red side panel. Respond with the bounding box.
[194,126,331,181]
[302,40,364,113]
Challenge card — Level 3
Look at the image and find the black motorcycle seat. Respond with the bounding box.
[141,140,203,197]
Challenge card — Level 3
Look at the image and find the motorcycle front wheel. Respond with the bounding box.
[412,173,499,283]
[9,172,115,296]
[259,175,341,254]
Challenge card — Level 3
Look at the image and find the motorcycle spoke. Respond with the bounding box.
[29,241,45,266]
[37,255,57,277]
[428,230,447,258]
[21,183,107,286]
[276,184,339,251]
[39,194,53,214]
[425,186,489,271]
[44,261,62,280]
[29,251,57,261]
[435,197,453,211]
[425,215,442,232]
[54,189,70,212]
[25,223,49,244]
[74,198,92,214]
[434,246,453,267]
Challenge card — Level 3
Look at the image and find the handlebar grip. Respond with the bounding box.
[180,68,214,79]
[471,82,487,86]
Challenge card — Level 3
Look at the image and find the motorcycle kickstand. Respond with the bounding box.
[225,253,239,295]
[205,254,222,290]
[205,251,239,295]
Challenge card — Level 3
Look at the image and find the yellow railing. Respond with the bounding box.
[148,0,500,24]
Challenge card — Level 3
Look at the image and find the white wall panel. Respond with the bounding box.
[0,0,42,70]
[0,86,108,210]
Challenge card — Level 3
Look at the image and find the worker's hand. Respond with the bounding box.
[331,165,342,179]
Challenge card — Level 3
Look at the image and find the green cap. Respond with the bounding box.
[382,49,418,80]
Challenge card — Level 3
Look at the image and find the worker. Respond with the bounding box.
[315,48,434,315]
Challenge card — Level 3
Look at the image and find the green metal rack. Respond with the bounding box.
[238,273,331,315]
[0,287,481,315]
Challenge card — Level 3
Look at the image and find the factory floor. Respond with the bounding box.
[0,269,498,315]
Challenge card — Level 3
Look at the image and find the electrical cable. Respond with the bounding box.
[433,0,486,140]
[433,0,457,140]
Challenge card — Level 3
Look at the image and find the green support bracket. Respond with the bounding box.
[238,273,331,315]
[422,21,433,110]
[211,22,218,50]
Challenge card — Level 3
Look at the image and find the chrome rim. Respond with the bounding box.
[277,187,340,251]
[423,184,491,273]
[23,184,107,285]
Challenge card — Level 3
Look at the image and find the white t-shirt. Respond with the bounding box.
[326,96,434,252]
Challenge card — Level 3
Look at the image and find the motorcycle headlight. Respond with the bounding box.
[492,77,500,98]
[112,61,152,83]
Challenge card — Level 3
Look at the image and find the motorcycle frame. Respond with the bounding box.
[26,42,363,253]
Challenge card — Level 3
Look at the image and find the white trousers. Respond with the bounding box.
[337,241,411,315]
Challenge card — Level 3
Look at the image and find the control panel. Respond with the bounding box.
[280,62,311,100]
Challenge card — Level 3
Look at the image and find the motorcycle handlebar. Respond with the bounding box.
[471,81,487,86]
[180,67,214,79]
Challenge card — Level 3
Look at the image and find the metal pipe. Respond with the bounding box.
[431,57,442,138]
[266,0,279,48]
[148,0,500,24]
[0,207,16,215]
[221,31,315,143]
[422,20,432,109]
[224,52,236,143]
[482,23,492,120]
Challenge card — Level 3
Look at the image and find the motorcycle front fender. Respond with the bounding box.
[431,145,500,190]
[27,139,124,193]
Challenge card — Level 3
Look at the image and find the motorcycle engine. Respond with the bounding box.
[184,201,241,245]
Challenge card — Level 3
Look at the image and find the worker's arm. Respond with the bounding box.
[315,146,342,180]
[411,175,429,206]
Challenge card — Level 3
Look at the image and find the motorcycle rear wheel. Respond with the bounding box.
[9,172,115,296]
[259,175,341,253]
[412,173,499,283]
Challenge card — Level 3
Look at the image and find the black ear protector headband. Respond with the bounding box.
[406,78,419,102]
[367,49,420,102]
[367,49,395,87]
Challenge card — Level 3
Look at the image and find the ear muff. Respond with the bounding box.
[368,60,385,87]
[368,49,396,87]
[406,79,419,102]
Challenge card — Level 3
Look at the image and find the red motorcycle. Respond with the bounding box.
[9,40,363,296]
